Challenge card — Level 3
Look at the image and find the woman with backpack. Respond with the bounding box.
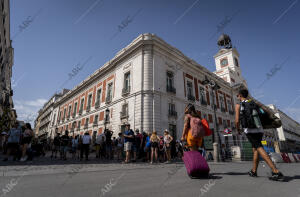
[181,104,203,151]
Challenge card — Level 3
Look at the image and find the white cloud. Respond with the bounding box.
[14,98,47,126]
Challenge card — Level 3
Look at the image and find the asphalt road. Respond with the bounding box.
[0,160,299,197]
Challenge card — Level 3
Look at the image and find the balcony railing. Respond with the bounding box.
[106,95,112,104]
[84,124,88,129]
[67,114,70,120]
[93,121,98,127]
[122,86,131,96]
[77,125,81,131]
[86,105,91,112]
[166,85,176,94]
[62,117,65,122]
[229,110,234,115]
[120,111,129,119]
[200,99,207,106]
[187,94,195,102]
[221,107,226,112]
[72,112,76,118]
[95,100,100,108]
[168,110,177,118]
[79,108,83,115]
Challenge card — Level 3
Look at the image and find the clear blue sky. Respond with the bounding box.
[10,0,300,123]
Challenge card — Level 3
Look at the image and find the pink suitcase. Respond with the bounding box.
[182,151,210,178]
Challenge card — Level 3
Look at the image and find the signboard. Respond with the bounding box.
[204,135,213,150]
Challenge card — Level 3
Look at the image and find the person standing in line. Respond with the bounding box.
[71,135,79,159]
[150,131,160,164]
[163,130,173,163]
[116,133,124,161]
[51,133,61,159]
[123,125,134,163]
[235,89,284,181]
[104,129,113,160]
[158,136,165,162]
[134,129,143,160]
[95,132,102,158]
[3,122,22,161]
[20,123,34,162]
[82,132,91,161]
[60,130,70,160]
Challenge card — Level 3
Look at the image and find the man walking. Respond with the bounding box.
[235,89,284,181]
[3,122,22,161]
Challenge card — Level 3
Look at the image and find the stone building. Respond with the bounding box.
[0,0,15,130]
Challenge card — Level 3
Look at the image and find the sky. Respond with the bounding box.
[10,0,300,124]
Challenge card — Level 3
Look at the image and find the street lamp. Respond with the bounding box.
[202,76,221,162]
[104,108,110,131]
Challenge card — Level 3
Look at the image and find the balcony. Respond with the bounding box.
[84,124,88,129]
[166,85,176,94]
[200,99,207,106]
[221,107,226,112]
[77,125,81,131]
[106,95,112,104]
[229,110,234,115]
[79,108,83,115]
[187,94,195,102]
[122,86,131,96]
[86,105,91,112]
[95,100,100,108]
[67,114,70,120]
[72,112,76,118]
[62,117,65,122]
[93,121,98,127]
[168,110,177,118]
[120,111,129,119]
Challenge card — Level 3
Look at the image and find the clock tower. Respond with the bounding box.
[213,34,247,88]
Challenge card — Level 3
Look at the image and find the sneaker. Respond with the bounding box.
[248,170,257,177]
[269,172,284,181]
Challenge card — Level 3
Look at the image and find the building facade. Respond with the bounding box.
[37,33,300,153]
[268,104,300,152]
[0,0,15,130]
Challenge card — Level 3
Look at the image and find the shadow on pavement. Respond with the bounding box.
[211,172,248,176]
[281,175,300,182]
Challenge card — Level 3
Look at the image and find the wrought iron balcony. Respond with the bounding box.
[120,111,129,119]
[86,105,91,112]
[229,110,234,115]
[77,125,81,131]
[79,108,83,115]
[106,95,112,104]
[67,114,70,120]
[221,107,226,112]
[168,110,177,118]
[72,112,76,118]
[187,94,195,102]
[166,85,176,94]
[200,99,207,106]
[122,86,131,96]
[93,121,98,127]
[95,100,100,108]
[84,124,88,129]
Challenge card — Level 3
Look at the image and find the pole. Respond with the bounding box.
[211,88,220,162]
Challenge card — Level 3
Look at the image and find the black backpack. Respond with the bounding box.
[239,100,259,129]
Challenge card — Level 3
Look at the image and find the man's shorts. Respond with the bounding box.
[124,142,132,152]
[187,131,203,148]
[246,133,263,148]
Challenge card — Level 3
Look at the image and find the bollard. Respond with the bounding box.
[213,142,219,162]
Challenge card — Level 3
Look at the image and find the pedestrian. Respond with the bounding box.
[51,133,60,159]
[158,136,165,162]
[123,125,134,163]
[3,122,22,161]
[135,129,143,160]
[95,133,102,158]
[131,129,137,162]
[235,89,284,180]
[164,129,173,163]
[181,104,203,151]
[100,136,106,159]
[104,129,113,159]
[78,134,83,160]
[71,135,79,159]
[144,132,151,162]
[150,131,160,164]
[116,133,124,161]
[60,130,70,160]
[20,123,34,161]
[82,132,91,161]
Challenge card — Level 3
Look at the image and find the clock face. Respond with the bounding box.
[220,58,228,67]
[234,57,239,67]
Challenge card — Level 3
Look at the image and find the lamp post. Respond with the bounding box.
[104,108,110,131]
[202,77,221,162]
